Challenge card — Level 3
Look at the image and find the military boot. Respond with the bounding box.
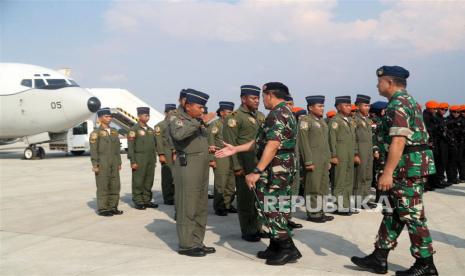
[351,248,389,274]
[265,237,302,266]
[257,239,279,259]
[395,256,438,276]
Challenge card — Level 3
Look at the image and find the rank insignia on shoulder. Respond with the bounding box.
[100,130,108,137]
[228,118,237,128]
[154,126,161,135]
[90,132,98,143]
[176,119,184,127]
[361,121,366,128]
[211,126,219,134]
[111,130,118,136]
[332,122,338,129]
[138,130,146,136]
[300,121,308,130]
[248,117,256,124]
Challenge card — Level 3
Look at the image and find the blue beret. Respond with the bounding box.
[219,101,235,111]
[335,96,351,105]
[355,94,371,104]
[165,104,177,112]
[137,107,150,115]
[179,89,187,99]
[376,65,409,79]
[370,101,388,111]
[294,109,307,118]
[240,85,261,97]
[306,95,325,105]
[262,82,289,94]
[185,89,209,106]
[97,107,111,117]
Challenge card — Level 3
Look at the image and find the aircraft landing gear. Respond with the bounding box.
[24,145,45,160]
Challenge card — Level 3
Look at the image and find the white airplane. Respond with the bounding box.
[0,63,101,159]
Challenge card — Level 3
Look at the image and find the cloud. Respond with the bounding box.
[102,0,465,53]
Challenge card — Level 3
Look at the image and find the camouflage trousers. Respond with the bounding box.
[255,172,293,239]
[375,177,435,259]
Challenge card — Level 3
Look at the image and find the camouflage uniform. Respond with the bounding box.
[374,89,436,259]
[255,102,297,239]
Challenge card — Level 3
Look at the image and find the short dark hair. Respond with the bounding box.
[264,89,288,100]
[390,76,407,88]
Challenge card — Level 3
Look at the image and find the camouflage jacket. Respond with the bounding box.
[382,90,436,178]
[256,101,297,175]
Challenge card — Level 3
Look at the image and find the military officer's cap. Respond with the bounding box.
[185,89,209,106]
[97,107,111,117]
[355,94,371,104]
[165,104,177,112]
[179,89,187,99]
[370,101,388,111]
[376,65,410,79]
[137,107,150,115]
[262,82,289,94]
[335,96,351,105]
[306,95,325,105]
[219,101,235,111]
[240,85,261,97]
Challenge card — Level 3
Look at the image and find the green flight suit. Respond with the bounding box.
[155,115,176,204]
[328,113,358,209]
[223,106,265,236]
[127,123,157,206]
[89,126,122,213]
[169,109,210,250]
[298,113,331,218]
[353,112,374,204]
[208,118,236,212]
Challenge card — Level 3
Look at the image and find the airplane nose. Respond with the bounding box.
[87,97,101,113]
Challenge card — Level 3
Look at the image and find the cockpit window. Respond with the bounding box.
[68,79,80,87]
[45,79,68,86]
[34,79,46,88]
[21,79,32,88]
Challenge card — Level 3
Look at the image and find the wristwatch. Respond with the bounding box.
[253,167,263,174]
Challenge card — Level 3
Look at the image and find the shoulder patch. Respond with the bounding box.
[90,132,98,144]
[211,126,219,134]
[176,119,184,127]
[128,131,136,138]
[154,126,161,135]
[248,117,256,124]
[332,122,338,129]
[138,129,146,136]
[300,120,309,130]
[111,129,119,136]
[99,130,108,137]
[314,121,321,128]
[228,118,237,128]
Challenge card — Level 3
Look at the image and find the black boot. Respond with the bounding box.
[257,239,279,259]
[396,256,438,276]
[265,237,302,266]
[351,248,389,274]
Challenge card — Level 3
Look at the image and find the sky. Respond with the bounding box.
[1,0,465,112]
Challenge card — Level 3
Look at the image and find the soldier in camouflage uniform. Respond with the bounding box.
[299,95,334,223]
[328,96,360,215]
[90,108,123,217]
[353,94,374,208]
[352,66,438,276]
[208,101,236,216]
[223,85,266,242]
[128,107,158,210]
[217,82,301,266]
[154,104,177,205]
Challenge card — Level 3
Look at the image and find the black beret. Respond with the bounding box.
[185,89,209,106]
[137,107,150,115]
[97,107,112,117]
[355,94,371,104]
[335,96,351,105]
[262,82,289,94]
[376,65,409,79]
[240,85,261,97]
[306,95,325,105]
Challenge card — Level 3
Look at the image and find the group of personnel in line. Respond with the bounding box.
[89,65,465,275]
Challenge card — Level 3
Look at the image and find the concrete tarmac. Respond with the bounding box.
[1,146,464,275]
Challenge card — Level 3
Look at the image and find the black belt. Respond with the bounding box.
[403,144,429,154]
